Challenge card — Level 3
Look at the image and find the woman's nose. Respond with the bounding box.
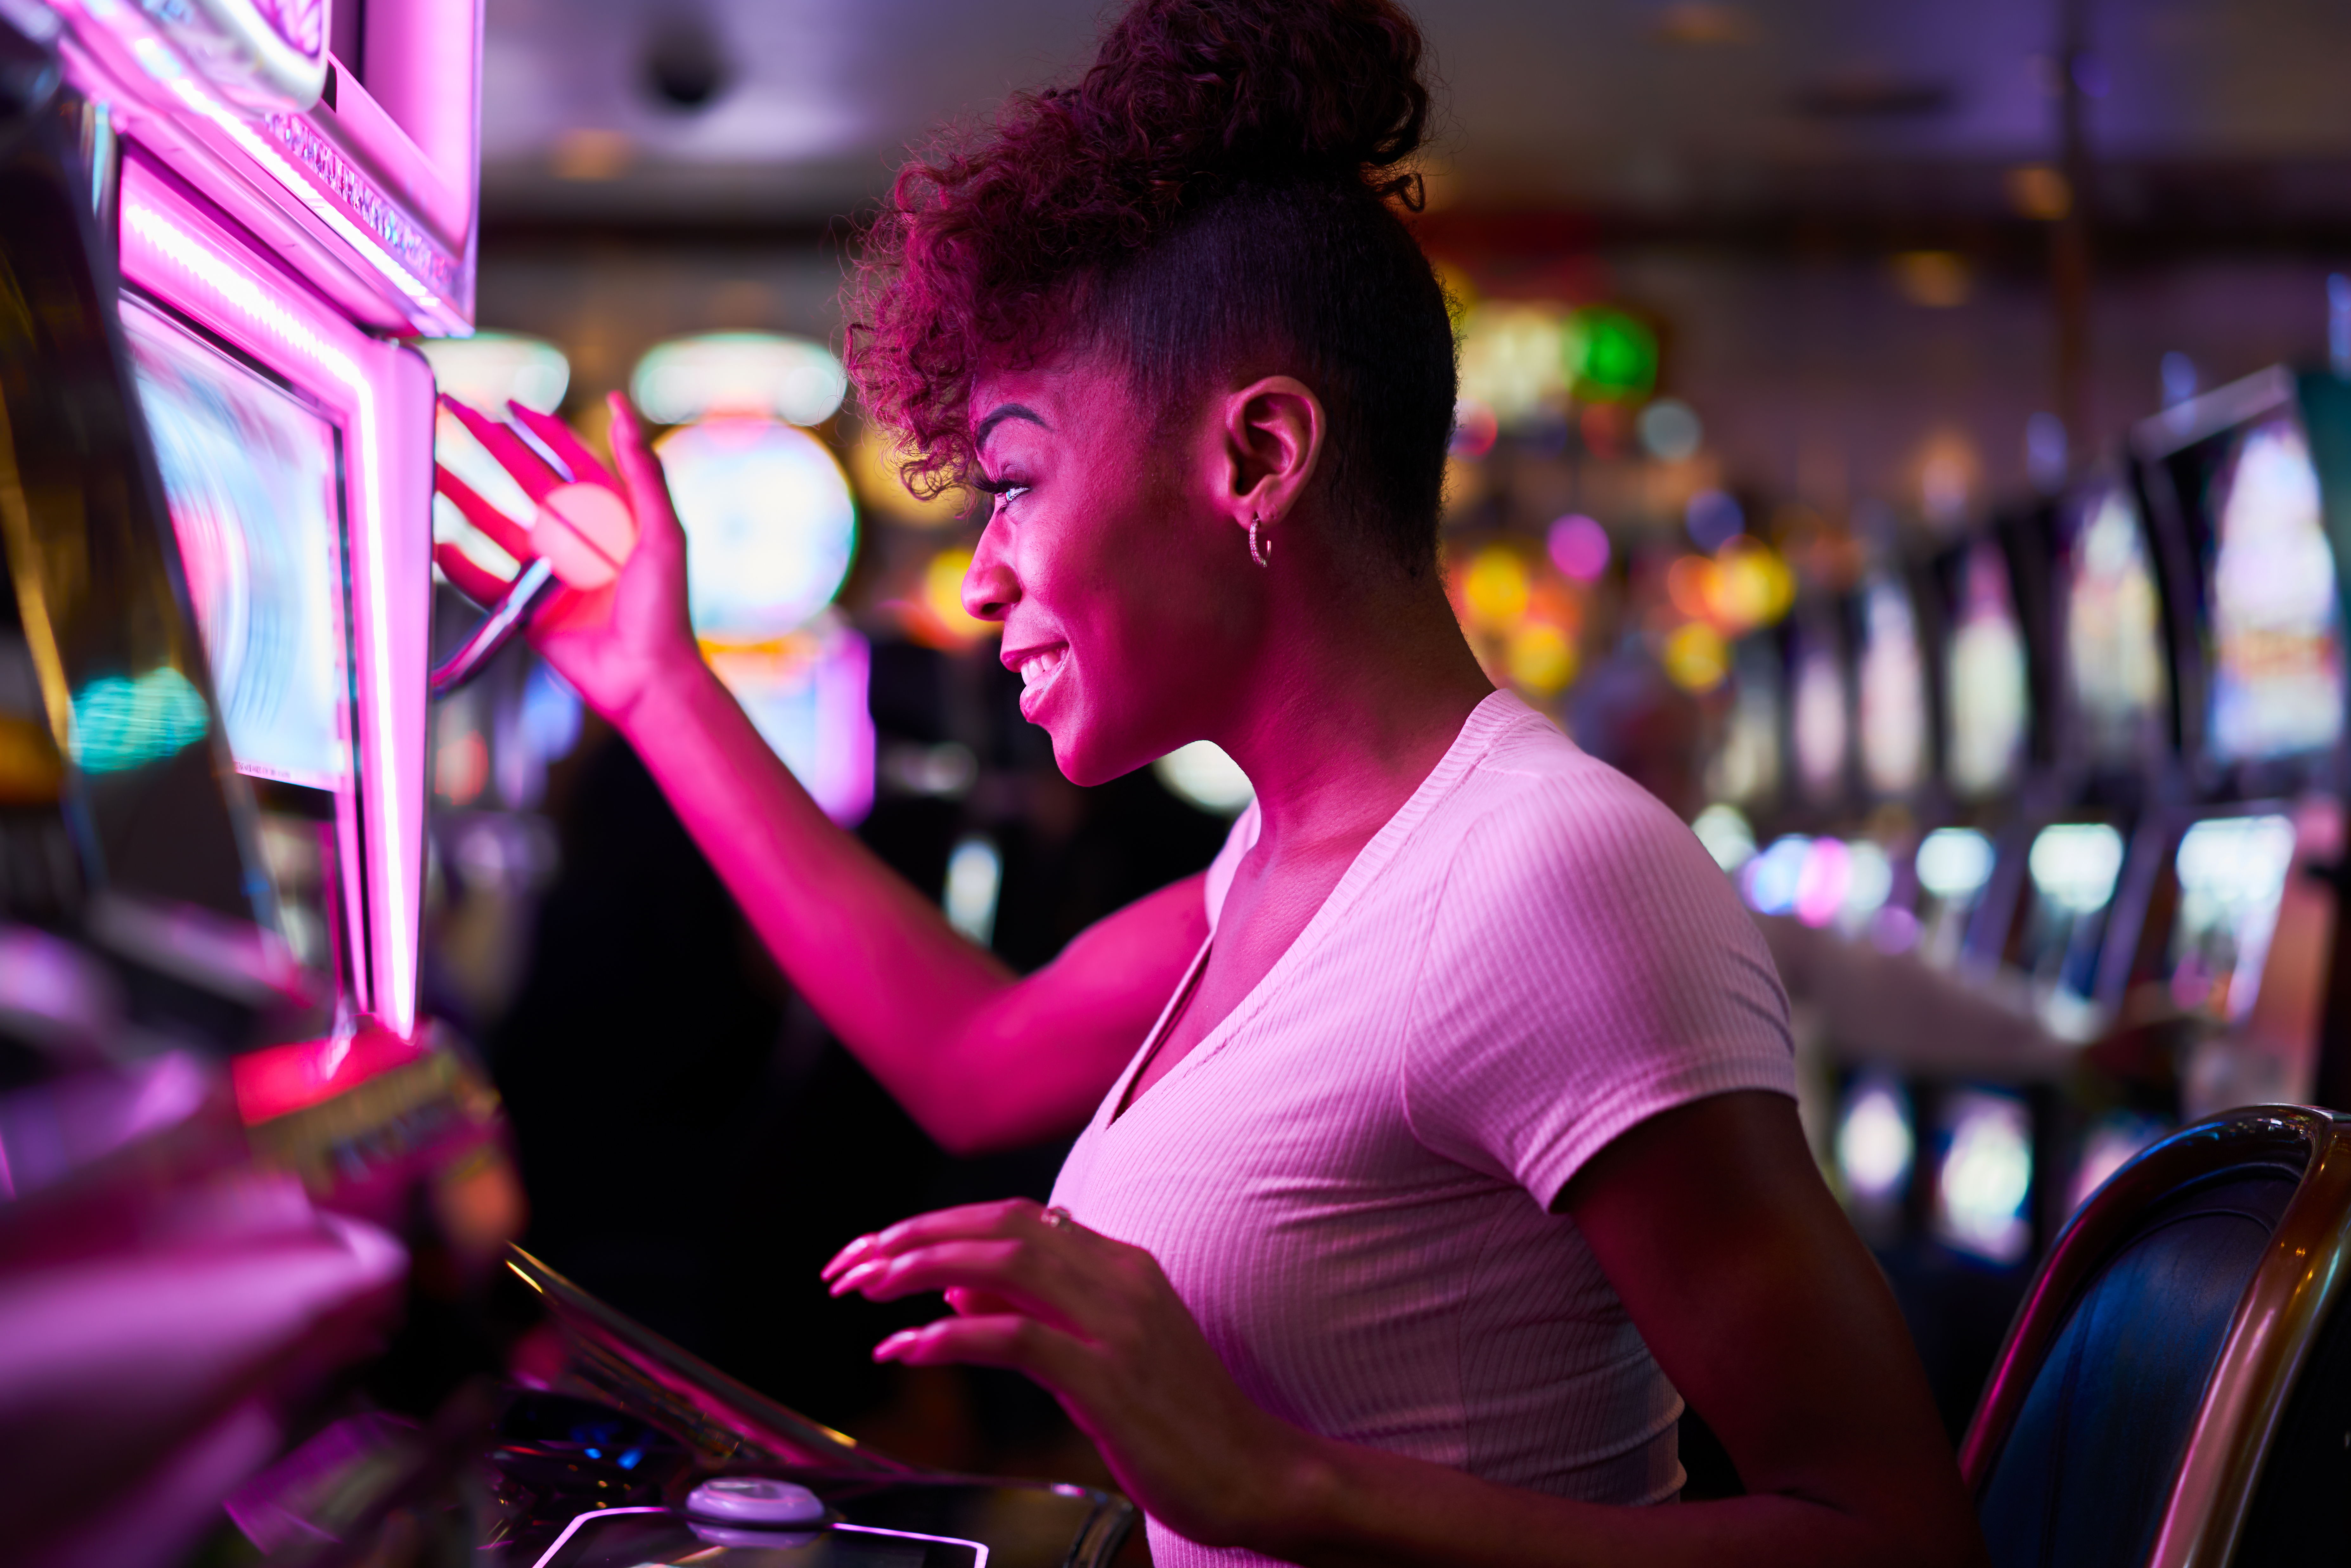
[963,523,1020,622]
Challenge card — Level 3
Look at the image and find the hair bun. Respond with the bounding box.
[1064,0,1432,202]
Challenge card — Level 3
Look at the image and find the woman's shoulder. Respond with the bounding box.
[1439,701,1707,887]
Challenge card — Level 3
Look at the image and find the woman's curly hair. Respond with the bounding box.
[847,0,1458,573]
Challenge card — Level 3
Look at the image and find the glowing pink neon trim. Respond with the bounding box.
[525,1508,992,1568]
[49,0,468,335]
[121,172,430,1037]
[527,1507,668,1568]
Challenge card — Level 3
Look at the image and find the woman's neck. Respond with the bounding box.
[1215,548,1494,865]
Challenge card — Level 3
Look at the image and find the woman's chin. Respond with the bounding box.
[1045,722,1159,790]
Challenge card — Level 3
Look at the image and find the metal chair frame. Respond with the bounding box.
[1958,1105,2351,1567]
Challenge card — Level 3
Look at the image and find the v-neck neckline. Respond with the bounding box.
[1100,690,1523,1130]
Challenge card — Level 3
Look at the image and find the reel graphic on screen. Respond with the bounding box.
[429,396,639,696]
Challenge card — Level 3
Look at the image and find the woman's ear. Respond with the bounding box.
[1221,376,1325,540]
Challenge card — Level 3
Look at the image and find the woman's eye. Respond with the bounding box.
[992,484,1030,509]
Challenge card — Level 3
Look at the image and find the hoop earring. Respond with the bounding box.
[1249,513,1273,569]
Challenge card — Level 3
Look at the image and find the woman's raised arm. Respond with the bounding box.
[434,394,1203,1153]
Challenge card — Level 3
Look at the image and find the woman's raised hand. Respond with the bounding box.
[432,391,700,730]
[822,1201,1321,1554]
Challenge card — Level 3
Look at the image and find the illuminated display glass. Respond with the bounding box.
[1913,825,1994,967]
[1790,626,1847,807]
[2204,413,2345,763]
[2018,820,2126,1034]
[2167,813,2297,1023]
[1933,1089,2034,1265]
[2064,482,2170,768]
[1709,637,1783,807]
[1946,541,2027,799]
[1856,578,1925,798]
[122,295,350,791]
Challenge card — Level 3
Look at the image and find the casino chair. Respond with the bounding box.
[1959,1106,2351,1568]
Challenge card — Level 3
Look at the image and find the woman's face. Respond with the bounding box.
[963,356,1262,786]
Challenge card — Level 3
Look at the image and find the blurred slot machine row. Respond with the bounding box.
[1697,362,2351,1304]
[0,6,1124,1568]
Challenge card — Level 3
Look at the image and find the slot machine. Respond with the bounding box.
[0,8,1136,1564]
[2123,366,2351,1127]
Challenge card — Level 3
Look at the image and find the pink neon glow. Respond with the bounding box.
[121,169,434,1037]
[525,1509,992,1568]
[1792,837,1852,929]
[351,0,483,245]
[231,1025,429,1125]
[53,0,466,333]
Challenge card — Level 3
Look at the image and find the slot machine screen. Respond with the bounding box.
[2202,413,2345,764]
[1945,541,2028,800]
[123,297,358,995]
[1932,1087,2035,1266]
[1835,1071,1914,1243]
[1856,576,1926,799]
[1709,634,1784,811]
[2061,481,2171,769]
[2016,820,2126,1034]
[1913,825,1996,966]
[2166,812,2297,1023]
[1790,619,1848,809]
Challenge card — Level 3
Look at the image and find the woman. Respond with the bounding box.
[436,1,1985,1562]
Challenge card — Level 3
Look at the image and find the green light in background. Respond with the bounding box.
[1564,307,1658,403]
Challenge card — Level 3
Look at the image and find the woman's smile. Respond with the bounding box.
[1008,640,1072,720]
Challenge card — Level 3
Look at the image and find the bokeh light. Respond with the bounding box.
[1636,397,1702,462]
[417,332,570,415]
[1563,305,1658,402]
[1685,487,1744,552]
[1662,620,1728,691]
[1449,398,1500,459]
[850,425,969,528]
[1457,304,1569,427]
[1547,514,1610,582]
[1461,544,1531,634]
[655,415,857,641]
[1505,621,1577,694]
[896,545,995,649]
[1156,740,1254,816]
[632,332,847,427]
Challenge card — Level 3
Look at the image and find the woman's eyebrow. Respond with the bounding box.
[975,402,1049,448]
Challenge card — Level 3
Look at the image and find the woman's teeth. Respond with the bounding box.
[1020,648,1066,689]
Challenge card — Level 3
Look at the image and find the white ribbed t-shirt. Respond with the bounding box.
[1048,691,1795,1568]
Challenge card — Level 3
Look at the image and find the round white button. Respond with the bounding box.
[686,1476,827,1526]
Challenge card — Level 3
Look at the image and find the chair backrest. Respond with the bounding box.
[1960,1106,2351,1568]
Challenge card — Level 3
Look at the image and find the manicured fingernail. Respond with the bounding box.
[821,1236,875,1278]
[829,1260,885,1298]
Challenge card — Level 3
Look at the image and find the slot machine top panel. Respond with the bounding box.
[43,0,480,337]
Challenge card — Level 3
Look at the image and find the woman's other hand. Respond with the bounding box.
[822,1200,1317,1550]
[433,391,701,731]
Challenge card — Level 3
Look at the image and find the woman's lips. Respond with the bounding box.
[1011,643,1069,719]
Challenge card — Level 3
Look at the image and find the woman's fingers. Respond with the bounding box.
[830,1237,1095,1335]
[435,465,538,563]
[435,541,516,609]
[873,1313,1100,1402]
[824,1199,1073,1282]
[508,401,619,490]
[440,394,564,503]
[605,392,687,563]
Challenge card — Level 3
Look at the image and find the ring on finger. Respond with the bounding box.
[1041,1205,1077,1231]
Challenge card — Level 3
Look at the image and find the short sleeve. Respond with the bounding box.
[1400,769,1795,1210]
[1201,799,1262,936]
